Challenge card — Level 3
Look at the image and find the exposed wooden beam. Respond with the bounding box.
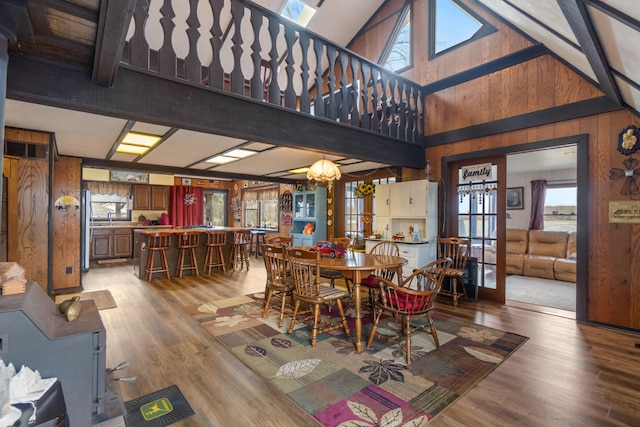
[92,0,136,86]
[557,0,622,104]
[7,54,425,170]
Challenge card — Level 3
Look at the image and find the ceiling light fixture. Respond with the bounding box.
[307,155,341,190]
[288,167,310,174]
[206,148,258,164]
[116,132,162,155]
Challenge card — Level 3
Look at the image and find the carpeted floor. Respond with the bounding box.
[184,293,527,426]
[54,290,117,310]
[506,275,576,311]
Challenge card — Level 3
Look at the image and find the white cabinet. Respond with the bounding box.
[390,180,428,218]
[365,240,436,279]
[373,180,438,243]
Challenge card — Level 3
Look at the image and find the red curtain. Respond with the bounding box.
[169,186,204,228]
[528,180,547,230]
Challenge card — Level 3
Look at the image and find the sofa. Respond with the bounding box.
[506,229,576,282]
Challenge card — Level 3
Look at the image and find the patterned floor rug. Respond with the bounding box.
[184,294,528,426]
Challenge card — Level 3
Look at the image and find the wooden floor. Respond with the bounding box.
[82,258,640,426]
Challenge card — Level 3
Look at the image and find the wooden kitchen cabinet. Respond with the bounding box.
[91,228,133,259]
[91,228,112,259]
[113,228,133,257]
[132,185,170,210]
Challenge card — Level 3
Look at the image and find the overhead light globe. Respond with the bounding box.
[307,158,341,183]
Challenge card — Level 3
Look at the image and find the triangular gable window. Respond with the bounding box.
[429,0,496,58]
[380,2,412,73]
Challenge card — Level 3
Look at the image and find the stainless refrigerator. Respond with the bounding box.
[81,189,92,271]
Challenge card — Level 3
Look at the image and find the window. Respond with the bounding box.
[344,176,396,243]
[380,3,412,72]
[543,185,577,232]
[204,190,227,226]
[428,0,497,58]
[86,182,132,222]
[280,0,316,27]
[243,187,279,229]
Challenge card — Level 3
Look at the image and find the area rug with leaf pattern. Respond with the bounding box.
[183,294,527,426]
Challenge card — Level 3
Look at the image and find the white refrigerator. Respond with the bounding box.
[81,189,92,271]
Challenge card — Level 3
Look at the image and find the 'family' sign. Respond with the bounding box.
[460,163,494,182]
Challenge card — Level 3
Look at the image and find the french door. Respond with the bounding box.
[447,155,506,303]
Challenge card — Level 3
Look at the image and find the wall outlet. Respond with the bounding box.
[66,266,72,274]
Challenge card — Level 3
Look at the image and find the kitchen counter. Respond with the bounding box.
[92,223,172,229]
[364,237,432,245]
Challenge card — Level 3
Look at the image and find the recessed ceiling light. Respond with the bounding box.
[206,155,237,164]
[288,167,310,174]
[226,149,257,158]
[122,132,161,147]
[116,144,150,154]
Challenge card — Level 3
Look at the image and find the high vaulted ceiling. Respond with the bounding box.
[4,0,638,181]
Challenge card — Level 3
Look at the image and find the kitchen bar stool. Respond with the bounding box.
[250,230,266,258]
[175,231,200,278]
[144,232,172,282]
[229,229,251,270]
[203,230,227,274]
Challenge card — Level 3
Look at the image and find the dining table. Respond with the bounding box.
[317,251,407,352]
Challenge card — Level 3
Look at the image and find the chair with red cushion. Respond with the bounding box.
[360,241,400,310]
[366,257,452,364]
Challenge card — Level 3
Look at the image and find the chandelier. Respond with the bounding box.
[307,156,341,190]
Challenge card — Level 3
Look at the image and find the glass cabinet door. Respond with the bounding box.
[306,193,315,218]
[294,193,305,219]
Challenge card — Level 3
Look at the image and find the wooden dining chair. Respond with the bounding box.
[265,236,293,247]
[286,248,350,348]
[436,237,471,306]
[262,244,294,328]
[319,237,352,291]
[360,241,400,310]
[367,257,452,364]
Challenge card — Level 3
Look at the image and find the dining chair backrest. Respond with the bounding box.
[266,236,293,247]
[330,237,352,251]
[437,237,471,271]
[376,264,445,315]
[263,244,288,288]
[287,247,320,298]
[368,241,400,281]
[234,229,252,244]
[406,257,453,291]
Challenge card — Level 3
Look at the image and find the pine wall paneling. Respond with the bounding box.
[426,110,640,329]
[52,156,82,292]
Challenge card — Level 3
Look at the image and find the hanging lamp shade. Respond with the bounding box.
[307,158,341,182]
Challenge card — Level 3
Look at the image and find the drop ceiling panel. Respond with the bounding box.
[590,5,640,85]
[5,99,128,159]
[141,130,246,167]
[209,147,341,175]
[130,122,172,136]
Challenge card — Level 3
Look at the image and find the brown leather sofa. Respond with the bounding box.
[506,229,576,282]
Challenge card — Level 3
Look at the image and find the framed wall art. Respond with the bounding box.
[609,200,640,224]
[110,170,149,183]
[506,187,524,210]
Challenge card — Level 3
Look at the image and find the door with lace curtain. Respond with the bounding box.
[447,155,506,303]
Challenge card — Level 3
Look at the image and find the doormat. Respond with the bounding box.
[123,385,194,427]
[184,294,528,426]
[54,290,117,310]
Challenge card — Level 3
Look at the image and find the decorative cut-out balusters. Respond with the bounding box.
[207,0,224,90]
[298,32,311,114]
[230,0,245,95]
[284,25,297,108]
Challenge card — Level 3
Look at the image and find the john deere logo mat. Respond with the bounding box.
[141,397,173,420]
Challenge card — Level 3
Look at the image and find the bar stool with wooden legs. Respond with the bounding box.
[229,229,251,270]
[144,232,172,282]
[250,230,267,258]
[175,231,200,278]
[203,230,227,274]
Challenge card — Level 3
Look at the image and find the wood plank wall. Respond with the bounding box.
[426,110,640,330]
[5,128,51,292]
[346,0,640,329]
[52,156,82,292]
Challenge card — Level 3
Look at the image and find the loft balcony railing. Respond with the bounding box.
[121,0,424,144]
